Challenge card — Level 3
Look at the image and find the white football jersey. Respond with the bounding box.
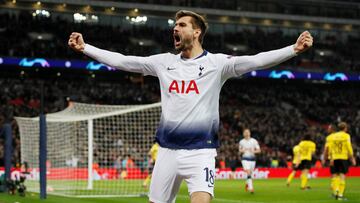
[239,138,260,159]
[84,44,295,149]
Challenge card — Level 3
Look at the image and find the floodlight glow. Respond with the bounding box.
[128,16,148,24]
[32,9,50,17]
[168,19,174,26]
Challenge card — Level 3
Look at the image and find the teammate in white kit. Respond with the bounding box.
[68,10,313,203]
[239,128,261,193]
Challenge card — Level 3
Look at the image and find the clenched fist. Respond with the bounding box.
[68,32,85,52]
[294,31,313,54]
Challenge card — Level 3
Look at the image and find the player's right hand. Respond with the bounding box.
[68,32,85,52]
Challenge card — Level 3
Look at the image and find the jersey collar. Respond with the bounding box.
[180,50,208,61]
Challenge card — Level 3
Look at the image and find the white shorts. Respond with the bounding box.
[149,147,217,203]
[241,160,256,171]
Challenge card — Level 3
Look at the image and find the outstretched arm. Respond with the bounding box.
[222,31,313,78]
[68,32,157,75]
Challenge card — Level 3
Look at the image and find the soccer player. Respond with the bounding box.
[239,128,261,193]
[143,142,159,189]
[322,124,337,196]
[286,144,301,186]
[299,133,316,190]
[324,122,356,200]
[298,134,316,190]
[68,10,313,203]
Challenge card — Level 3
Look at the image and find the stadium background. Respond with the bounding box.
[0,0,360,202]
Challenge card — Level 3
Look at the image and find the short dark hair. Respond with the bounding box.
[303,133,312,141]
[175,10,208,44]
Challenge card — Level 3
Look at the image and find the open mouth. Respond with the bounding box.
[173,33,181,46]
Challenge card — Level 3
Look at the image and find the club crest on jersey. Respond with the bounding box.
[169,80,199,94]
[198,65,205,76]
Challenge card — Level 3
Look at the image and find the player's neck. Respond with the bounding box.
[181,44,204,59]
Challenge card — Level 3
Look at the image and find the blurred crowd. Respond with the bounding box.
[217,79,360,168]
[0,11,360,72]
[1,74,359,169]
[1,7,359,170]
[112,0,360,19]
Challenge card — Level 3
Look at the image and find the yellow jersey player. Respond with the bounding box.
[286,144,301,186]
[322,124,337,195]
[324,122,356,200]
[298,134,316,190]
[143,142,159,189]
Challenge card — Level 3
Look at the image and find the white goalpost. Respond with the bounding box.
[15,102,161,197]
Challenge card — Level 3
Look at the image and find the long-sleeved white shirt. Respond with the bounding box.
[84,44,296,149]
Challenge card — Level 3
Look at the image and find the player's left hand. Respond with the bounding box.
[351,157,356,166]
[321,159,326,166]
[294,31,313,54]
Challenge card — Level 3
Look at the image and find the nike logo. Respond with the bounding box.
[208,184,214,188]
[167,67,176,70]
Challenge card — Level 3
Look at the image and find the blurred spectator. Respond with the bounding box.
[0,11,359,72]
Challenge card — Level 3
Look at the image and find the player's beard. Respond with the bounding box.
[175,35,194,52]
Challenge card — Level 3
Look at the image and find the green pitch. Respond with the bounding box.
[1,178,360,203]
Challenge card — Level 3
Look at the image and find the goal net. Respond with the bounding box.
[15,102,161,197]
